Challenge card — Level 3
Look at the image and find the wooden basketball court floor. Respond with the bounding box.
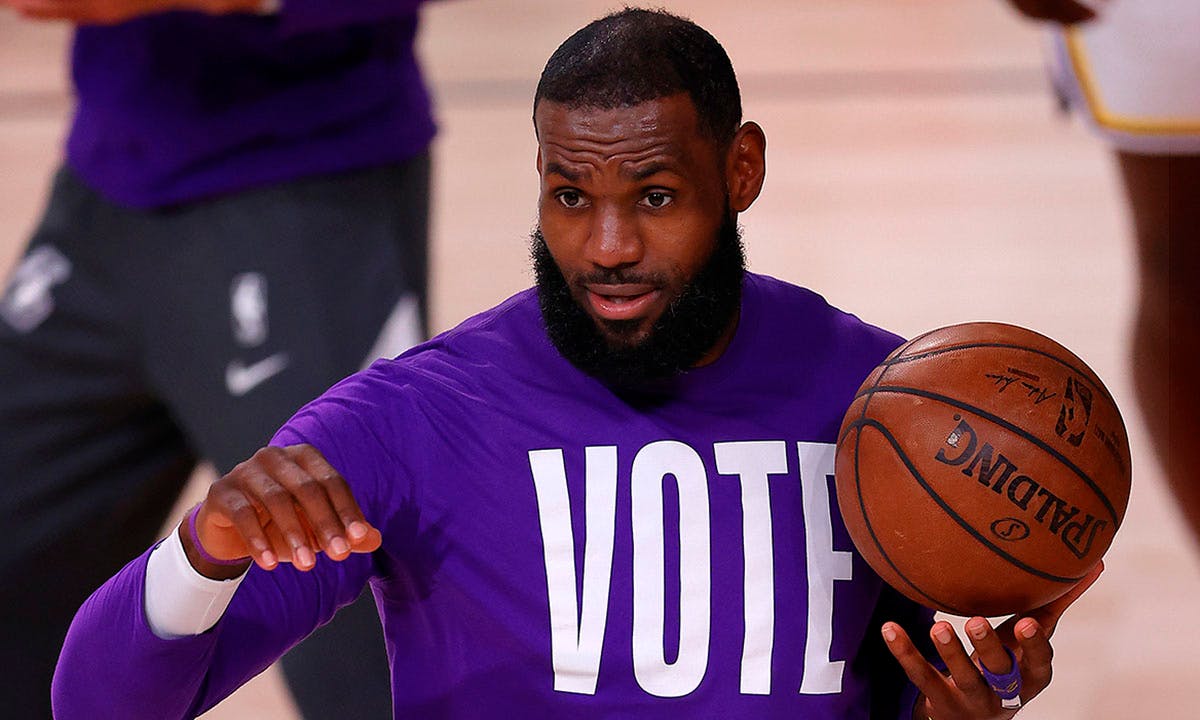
[1,2,1195,717]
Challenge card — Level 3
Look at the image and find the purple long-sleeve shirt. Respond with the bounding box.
[66,0,436,208]
[54,273,935,718]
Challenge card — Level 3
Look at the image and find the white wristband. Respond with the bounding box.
[144,523,249,639]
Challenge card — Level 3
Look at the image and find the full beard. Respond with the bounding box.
[532,213,745,389]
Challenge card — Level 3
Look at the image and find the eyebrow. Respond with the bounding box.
[543,160,679,183]
[624,162,676,181]
[544,162,582,182]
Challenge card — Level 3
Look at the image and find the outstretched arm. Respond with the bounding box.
[52,444,382,720]
[884,562,1103,720]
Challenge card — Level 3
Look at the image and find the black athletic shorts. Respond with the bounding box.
[0,155,429,718]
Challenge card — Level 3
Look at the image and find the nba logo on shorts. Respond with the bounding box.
[0,245,72,333]
[231,272,269,347]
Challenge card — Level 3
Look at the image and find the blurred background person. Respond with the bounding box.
[1005,0,1200,545]
[0,0,440,716]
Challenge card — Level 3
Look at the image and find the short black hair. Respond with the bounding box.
[533,7,742,147]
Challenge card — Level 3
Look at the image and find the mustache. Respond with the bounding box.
[574,268,668,287]
[530,216,745,388]
[529,229,667,289]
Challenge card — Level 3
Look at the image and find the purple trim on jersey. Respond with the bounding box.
[66,3,434,209]
[54,273,935,718]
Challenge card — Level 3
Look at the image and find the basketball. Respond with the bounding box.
[834,322,1131,617]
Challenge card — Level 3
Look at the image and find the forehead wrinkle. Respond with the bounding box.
[541,138,681,180]
[536,97,706,183]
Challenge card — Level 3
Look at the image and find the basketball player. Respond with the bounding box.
[54,9,1095,719]
[0,0,437,716]
[1004,0,1200,544]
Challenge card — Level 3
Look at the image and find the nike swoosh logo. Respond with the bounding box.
[225,353,289,396]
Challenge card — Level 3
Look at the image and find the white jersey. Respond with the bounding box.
[1047,0,1200,155]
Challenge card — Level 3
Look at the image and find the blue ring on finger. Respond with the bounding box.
[979,645,1022,709]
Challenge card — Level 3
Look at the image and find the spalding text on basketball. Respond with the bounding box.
[934,415,1108,560]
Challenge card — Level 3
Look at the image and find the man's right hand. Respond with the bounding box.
[181,444,382,580]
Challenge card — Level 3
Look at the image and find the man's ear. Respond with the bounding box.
[725,122,766,213]
[536,146,543,175]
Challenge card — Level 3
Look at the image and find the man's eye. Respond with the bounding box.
[642,192,672,208]
[556,191,583,208]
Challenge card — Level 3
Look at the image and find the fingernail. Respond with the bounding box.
[1019,621,1038,639]
[261,550,277,567]
[967,619,988,639]
[331,537,349,555]
[881,624,896,642]
[933,625,953,645]
[347,521,367,539]
[298,546,315,567]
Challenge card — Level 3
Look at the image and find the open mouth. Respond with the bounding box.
[585,284,660,321]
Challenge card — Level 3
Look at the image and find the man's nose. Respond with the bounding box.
[585,205,642,269]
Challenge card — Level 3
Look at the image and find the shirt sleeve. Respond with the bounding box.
[276,0,426,36]
[53,542,375,719]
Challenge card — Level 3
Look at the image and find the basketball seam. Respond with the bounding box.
[844,335,978,616]
[848,427,975,616]
[880,341,1118,409]
[856,385,1121,526]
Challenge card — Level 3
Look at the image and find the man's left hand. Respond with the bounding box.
[884,561,1103,719]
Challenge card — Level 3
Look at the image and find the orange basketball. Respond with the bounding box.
[834,322,1131,617]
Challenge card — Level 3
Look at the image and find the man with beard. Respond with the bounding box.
[54,8,1091,719]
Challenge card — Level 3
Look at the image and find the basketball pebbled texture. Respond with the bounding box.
[834,322,1131,617]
